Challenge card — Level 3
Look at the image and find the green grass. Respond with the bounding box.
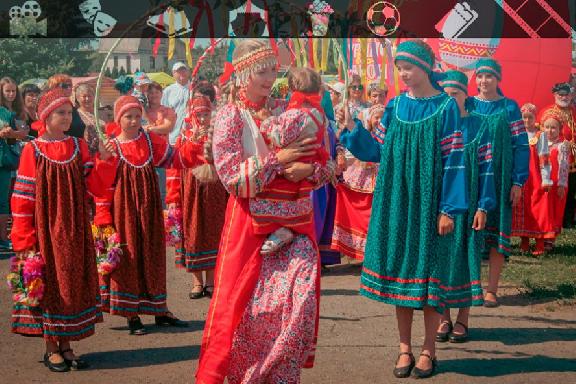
[497,229,576,300]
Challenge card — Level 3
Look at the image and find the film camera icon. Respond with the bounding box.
[9,0,47,36]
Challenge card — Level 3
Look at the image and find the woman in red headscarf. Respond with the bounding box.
[10,88,115,372]
[94,95,205,335]
[165,95,228,299]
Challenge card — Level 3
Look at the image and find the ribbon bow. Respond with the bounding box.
[287,91,323,111]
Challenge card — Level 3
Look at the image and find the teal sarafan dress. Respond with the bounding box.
[438,114,497,308]
[468,97,529,258]
[340,92,468,311]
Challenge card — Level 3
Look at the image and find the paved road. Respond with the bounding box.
[1,250,575,383]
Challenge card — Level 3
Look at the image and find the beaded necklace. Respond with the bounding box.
[32,137,79,165]
[237,88,269,116]
[114,131,153,168]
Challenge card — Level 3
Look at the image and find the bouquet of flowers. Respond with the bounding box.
[6,251,45,306]
[164,206,183,247]
[307,0,334,36]
[92,225,122,275]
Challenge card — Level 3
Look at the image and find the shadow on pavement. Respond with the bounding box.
[472,313,576,326]
[83,345,200,369]
[440,355,576,376]
[109,320,205,334]
[468,327,576,345]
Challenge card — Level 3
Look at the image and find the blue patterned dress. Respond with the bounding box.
[340,93,468,311]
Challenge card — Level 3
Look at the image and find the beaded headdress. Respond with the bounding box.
[541,108,565,125]
[520,103,537,115]
[231,45,277,87]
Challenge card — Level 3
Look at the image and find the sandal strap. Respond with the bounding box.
[398,352,413,357]
[420,352,434,360]
[454,321,469,332]
[439,320,453,327]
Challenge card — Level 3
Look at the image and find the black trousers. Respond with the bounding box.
[564,172,576,227]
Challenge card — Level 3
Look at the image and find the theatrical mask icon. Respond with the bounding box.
[147,6,193,37]
[440,2,478,39]
[9,0,47,36]
[79,0,117,37]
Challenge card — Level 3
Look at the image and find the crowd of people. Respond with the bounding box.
[1,38,575,382]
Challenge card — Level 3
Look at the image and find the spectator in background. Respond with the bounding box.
[132,71,152,109]
[20,84,41,137]
[0,76,27,251]
[74,83,104,156]
[162,62,191,145]
[326,81,345,110]
[144,82,176,138]
[367,81,388,106]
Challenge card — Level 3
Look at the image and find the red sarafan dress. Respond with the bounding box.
[11,137,113,341]
[546,139,571,236]
[166,129,228,272]
[331,152,378,261]
[512,130,553,238]
[94,130,202,317]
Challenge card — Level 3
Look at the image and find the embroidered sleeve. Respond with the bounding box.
[212,104,282,198]
[557,141,570,188]
[339,119,381,163]
[439,98,468,216]
[537,132,553,187]
[10,143,37,251]
[508,100,530,186]
[260,109,308,148]
[477,128,497,212]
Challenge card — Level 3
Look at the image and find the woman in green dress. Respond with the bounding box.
[338,41,467,379]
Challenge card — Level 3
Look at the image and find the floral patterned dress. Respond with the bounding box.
[196,100,334,384]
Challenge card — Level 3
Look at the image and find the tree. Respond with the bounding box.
[119,66,127,76]
[104,67,112,77]
[111,67,119,78]
[0,19,93,83]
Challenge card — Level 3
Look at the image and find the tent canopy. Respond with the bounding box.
[129,72,175,88]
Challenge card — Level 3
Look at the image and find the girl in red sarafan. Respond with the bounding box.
[331,104,384,261]
[540,109,571,252]
[166,95,229,299]
[10,88,115,372]
[94,95,204,335]
[511,103,553,255]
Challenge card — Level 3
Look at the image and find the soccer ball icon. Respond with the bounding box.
[367,1,400,37]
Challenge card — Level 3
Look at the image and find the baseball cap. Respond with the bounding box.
[326,81,345,95]
[172,62,189,72]
[134,71,152,86]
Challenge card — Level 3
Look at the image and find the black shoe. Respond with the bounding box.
[203,285,214,298]
[155,314,188,327]
[127,317,147,335]
[412,353,437,379]
[60,348,89,370]
[43,352,70,372]
[435,320,452,343]
[189,285,204,300]
[393,352,415,378]
[448,321,469,343]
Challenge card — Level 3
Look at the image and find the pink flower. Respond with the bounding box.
[22,256,45,285]
[108,233,121,244]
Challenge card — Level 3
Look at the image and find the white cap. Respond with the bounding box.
[172,62,188,72]
[326,81,345,95]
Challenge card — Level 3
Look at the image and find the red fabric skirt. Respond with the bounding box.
[512,144,552,238]
[11,154,102,342]
[100,161,168,317]
[196,196,320,384]
[176,169,228,272]
[331,184,373,260]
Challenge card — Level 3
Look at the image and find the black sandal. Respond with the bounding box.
[189,284,204,300]
[393,352,415,378]
[43,351,69,372]
[60,348,89,370]
[483,291,499,308]
[127,316,147,335]
[203,285,214,298]
[448,321,469,343]
[412,353,437,379]
[435,320,453,342]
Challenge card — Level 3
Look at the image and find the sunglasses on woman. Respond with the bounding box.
[350,85,363,91]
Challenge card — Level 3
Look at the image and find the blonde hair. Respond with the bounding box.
[231,39,276,87]
[288,67,322,94]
